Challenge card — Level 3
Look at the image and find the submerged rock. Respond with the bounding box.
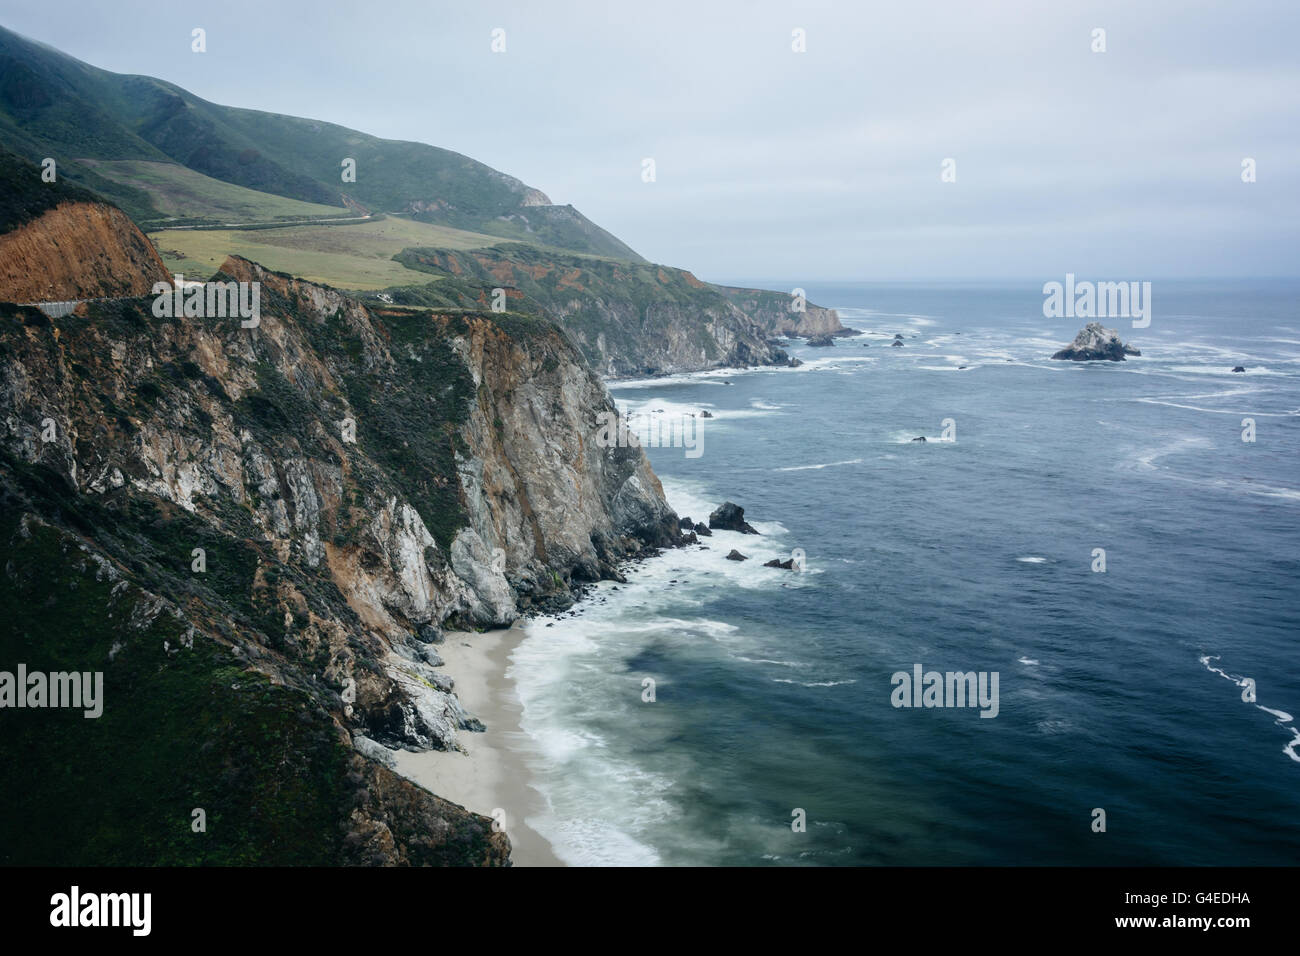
[911,436,927,442]
[1051,322,1141,361]
[891,340,904,347]
[709,501,760,534]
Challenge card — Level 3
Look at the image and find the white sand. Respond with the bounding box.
[392,623,563,867]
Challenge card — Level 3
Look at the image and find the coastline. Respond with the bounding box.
[393,623,563,867]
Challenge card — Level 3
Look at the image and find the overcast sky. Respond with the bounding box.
[3,0,1297,280]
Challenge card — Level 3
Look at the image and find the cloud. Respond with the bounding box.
[6,0,1297,278]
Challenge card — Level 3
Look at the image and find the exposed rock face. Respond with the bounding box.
[725,549,748,561]
[709,502,759,534]
[0,201,170,302]
[391,246,791,378]
[714,285,848,339]
[1051,322,1141,361]
[0,247,680,865]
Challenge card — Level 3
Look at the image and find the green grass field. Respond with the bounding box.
[78,159,349,223]
[150,216,504,289]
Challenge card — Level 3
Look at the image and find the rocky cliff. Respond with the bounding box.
[388,245,793,378]
[0,200,171,302]
[714,284,848,339]
[0,149,171,303]
[0,236,682,863]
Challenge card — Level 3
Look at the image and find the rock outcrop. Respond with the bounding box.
[0,198,171,303]
[1051,322,1141,361]
[390,246,791,379]
[709,502,760,534]
[714,284,848,339]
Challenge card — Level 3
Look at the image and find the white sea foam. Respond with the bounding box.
[772,678,858,687]
[1199,655,1300,764]
[1016,557,1047,564]
[776,458,863,472]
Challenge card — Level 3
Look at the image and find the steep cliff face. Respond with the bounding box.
[0,246,680,864]
[390,245,792,378]
[0,200,170,302]
[715,285,848,338]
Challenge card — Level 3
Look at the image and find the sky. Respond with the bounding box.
[1,0,1297,281]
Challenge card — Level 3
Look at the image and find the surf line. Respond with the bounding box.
[1201,654,1300,764]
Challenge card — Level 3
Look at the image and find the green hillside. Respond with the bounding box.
[0,24,643,260]
[77,159,353,225]
[151,216,504,289]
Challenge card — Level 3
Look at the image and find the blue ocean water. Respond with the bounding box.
[513,280,1300,866]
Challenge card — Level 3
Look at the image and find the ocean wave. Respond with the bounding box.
[776,457,863,472]
[772,678,858,687]
[1200,655,1300,764]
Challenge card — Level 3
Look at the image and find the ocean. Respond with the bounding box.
[510,280,1300,866]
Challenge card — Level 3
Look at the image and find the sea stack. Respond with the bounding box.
[1051,322,1141,361]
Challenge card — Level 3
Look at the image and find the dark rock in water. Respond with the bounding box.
[1232,366,1246,373]
[678,516,695,531]
[700,409,714,418]
[725,549,748,561]
[806,334,835,347]
[693,522,712,536]
[861,343,869,347]
[709,501,760,534]
[911,436,927,442]
[681,532,698,545]
[764,558,795,569]
[891,340,904,347]
[894,333,904,339]
[958,365,968,369]
[1051,322,1141,361]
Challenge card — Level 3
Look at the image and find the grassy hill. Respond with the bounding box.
[150,216,505,289]
[77,159,353,225]
[0,24,642,260]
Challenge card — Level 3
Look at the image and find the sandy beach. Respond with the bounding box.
[393,623,563,867]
